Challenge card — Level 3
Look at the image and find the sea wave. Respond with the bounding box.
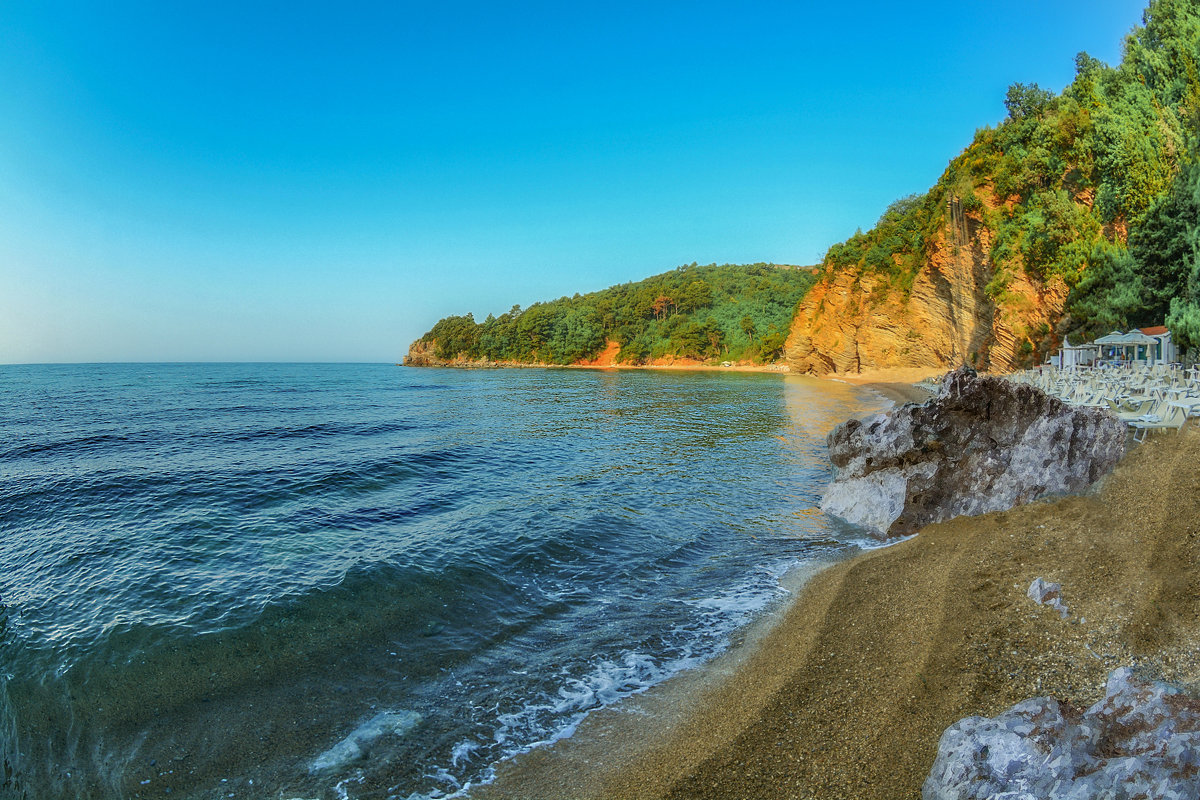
[0,364,890,799]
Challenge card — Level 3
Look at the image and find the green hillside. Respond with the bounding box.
[414,262,816,365]
[822,0,1200,357]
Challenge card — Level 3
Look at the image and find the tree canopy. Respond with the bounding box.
[416,263,816,365]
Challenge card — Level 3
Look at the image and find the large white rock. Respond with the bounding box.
[923,667,1200,799]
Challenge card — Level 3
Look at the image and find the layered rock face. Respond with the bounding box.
[785,215,1068,375]
[923,667,1200,800]
[820,367,1126,537]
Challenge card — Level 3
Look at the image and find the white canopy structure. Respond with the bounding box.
[1057,335,1099,370]
[1116,331,1157,345]
[1076,327,1176,367]
[1093,331,1126,345]
[1092,330,1160,365]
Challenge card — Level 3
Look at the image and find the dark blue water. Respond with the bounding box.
[0,363,886,799]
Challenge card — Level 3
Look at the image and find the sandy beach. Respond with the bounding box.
[437,359,795,374]
[477,415,1200,799]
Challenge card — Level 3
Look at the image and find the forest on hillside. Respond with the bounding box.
[822,0,1200,360]
[415,263,815,365]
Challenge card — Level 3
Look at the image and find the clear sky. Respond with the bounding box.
[1,0,1150,363]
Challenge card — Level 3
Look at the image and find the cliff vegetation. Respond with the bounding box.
[789,0,1200,374]
[407,263,815,366]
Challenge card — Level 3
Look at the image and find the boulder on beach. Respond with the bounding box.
[821,366,1126,538]
[923,667,1200,800]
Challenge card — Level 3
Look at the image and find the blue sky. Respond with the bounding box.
[1,1,1149,363]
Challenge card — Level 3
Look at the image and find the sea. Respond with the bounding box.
[0,363,890,800]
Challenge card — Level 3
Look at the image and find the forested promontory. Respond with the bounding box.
[405,263,815,366]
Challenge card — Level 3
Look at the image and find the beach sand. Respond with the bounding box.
[477,421,1200,799]
[821,367,943,405]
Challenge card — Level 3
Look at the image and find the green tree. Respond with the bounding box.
[1167,290,1200,355]
[1066,241,1145,341]
[410,263,816,366]
[547,307,604,363]
[676,280,713,313]
[759,327,787,362]
[1127,156,1200,322]
[740,315,756,342]
[424,314,478,360]
[1004,82,1056,120]
[1164,160,1200,354]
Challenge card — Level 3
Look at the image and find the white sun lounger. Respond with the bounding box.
[1128,403,1188,442]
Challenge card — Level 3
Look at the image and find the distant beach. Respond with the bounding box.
[477,417,1200,799]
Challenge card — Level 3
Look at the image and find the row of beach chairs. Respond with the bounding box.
[1007,364,1199,441]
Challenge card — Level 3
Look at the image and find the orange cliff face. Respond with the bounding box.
[402,339,446,366]
[574,339,622,367]
[785,208,1069,377]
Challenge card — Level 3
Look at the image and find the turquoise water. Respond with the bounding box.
[0,363,886,799]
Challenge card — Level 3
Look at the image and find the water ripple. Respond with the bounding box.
[0,363,887,800]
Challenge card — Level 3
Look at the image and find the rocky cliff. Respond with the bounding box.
[401,339,492,368]
[785,203,1069,376]
[402,338,442,367]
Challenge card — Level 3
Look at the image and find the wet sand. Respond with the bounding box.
[477,422,1200,799]
[822,367,943,405]
[860,380,934,406]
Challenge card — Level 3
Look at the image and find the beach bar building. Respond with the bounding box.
[1092,327,1177,366]
[1139,325,1177,365]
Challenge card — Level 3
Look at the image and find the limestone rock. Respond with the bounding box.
[820,367,1126,538]
[1027,577,1069,619]
[923,667,1200,800]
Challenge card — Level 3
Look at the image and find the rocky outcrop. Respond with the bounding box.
[923,667,1200,800]
[785,209,1068,376]
[402,338,443,366]
[820,367,1126,537]
[402,339,494,367]
[1026,577,1069,619]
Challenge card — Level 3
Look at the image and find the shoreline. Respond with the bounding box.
[475,421,1200,798]
[403,359,945,399]
[404,359,791,374]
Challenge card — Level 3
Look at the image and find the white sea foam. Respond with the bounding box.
[852,532,918,551]
[449,739,481,768]
[686,559,795,628]
[407,558,804,799]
